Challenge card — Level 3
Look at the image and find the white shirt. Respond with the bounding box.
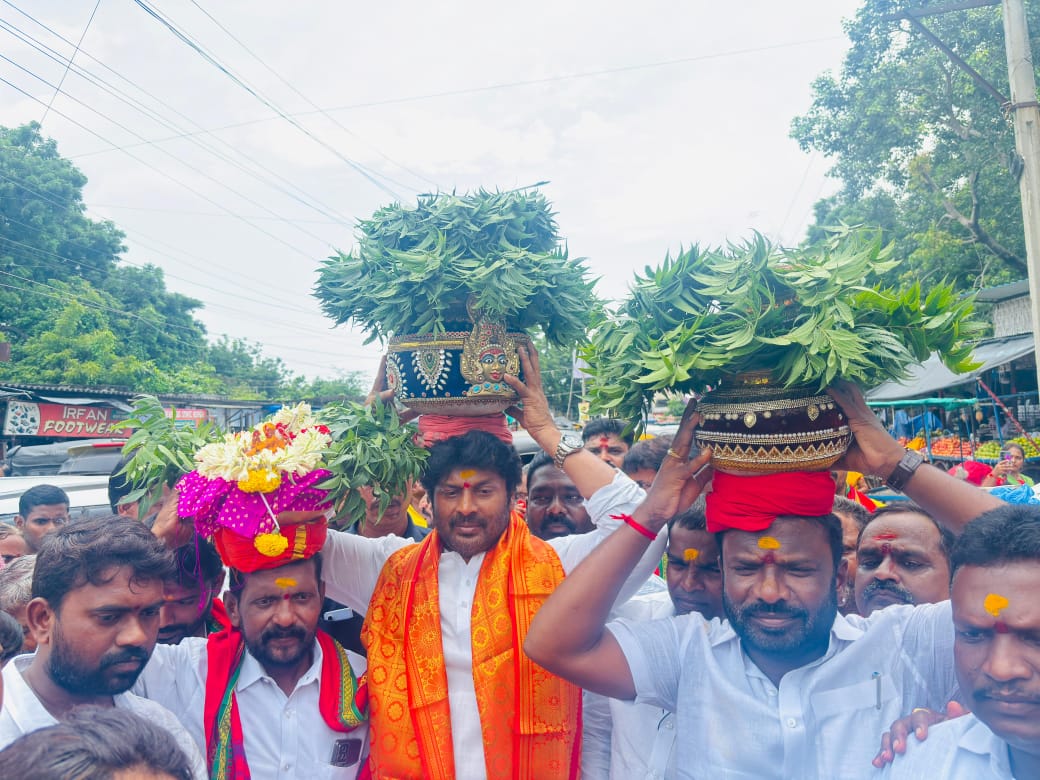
[134,637,369,780]
[583,586,679,780]
[610,601,959,780]
[0,654,207,780]
[322,471,656,780]
[882,714,1017,779]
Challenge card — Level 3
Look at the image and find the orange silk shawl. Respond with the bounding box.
[361,513,581,779]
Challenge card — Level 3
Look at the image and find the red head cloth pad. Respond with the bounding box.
[416,413,514,447]
[705,470,837,533]
[214,516,327,573]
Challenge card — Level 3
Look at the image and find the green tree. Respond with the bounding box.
[528,333,582,419]
[208,337,289,399]
[0,121,321,398]
[281,371,367,402]
[791,0,1040,289]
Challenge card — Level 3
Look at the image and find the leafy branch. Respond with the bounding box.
[113,395,224,518]
[314,188,599,346]
[317,398,429,529]
[584,226,984,428]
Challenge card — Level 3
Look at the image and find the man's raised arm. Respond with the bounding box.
[523,403,712,699]
[829,381,1003,532]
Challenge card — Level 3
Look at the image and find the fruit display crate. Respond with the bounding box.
[973,455,1040,465]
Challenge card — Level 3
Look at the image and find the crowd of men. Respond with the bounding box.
[0,346,1036,779]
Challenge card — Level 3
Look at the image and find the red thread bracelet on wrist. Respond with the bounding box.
[611,513,656,541]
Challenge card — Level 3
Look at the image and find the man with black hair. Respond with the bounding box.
[136,520,370,779]
[0,706,196,780]
[833,495,871,615]
[621,435,673,489]
[320,345,661,779]
[854,503,955,617]
[0,514,205,779]
[525,381,1006,779]
[14,484,69,552]
[525,451,595,540]
[157,536,226,645]
[882,504,1040,779]
[581,417,633,469]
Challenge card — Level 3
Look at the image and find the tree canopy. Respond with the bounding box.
[791,0,1040,289]
[0,122,358,399]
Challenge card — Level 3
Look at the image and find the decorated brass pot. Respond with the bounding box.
[695,373,852,474]
[386,317,525,416]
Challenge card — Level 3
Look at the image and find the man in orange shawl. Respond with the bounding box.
[322,345,663,779]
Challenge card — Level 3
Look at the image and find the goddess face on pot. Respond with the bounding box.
[479,345,508,383]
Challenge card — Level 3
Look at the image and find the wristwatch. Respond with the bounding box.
[885,449,926,491]
[553,433,585,469]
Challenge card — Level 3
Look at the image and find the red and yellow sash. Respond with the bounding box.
[204,627,368,780]
[362,513,581,779]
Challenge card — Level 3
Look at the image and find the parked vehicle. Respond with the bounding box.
[5,438,125,476]
[57,440,126,476]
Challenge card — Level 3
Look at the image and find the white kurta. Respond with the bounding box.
[322,471,656,780]
[135,637,369,780]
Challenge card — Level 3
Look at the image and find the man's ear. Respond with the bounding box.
[25,598,55,646]
[318,579,326,601]
[14,515,24,531]
[835,556,850,595]
[116,502,139,520]
[223,592,242,629]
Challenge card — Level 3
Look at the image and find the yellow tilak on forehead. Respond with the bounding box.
[983,593,1009,618]
[274,577,297,590]
[757,536,782,550]
[683,548,700,562]
[459,469,476,479]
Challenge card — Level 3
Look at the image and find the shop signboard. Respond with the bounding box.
[3,400,130,438]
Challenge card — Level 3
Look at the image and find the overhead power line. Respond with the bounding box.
[1,3,355,228]
[186,0,439,192]
[132,0,405,200]
[68,33,848,153]
[38,0,98,127]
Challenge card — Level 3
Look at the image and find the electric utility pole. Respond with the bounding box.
[1002,0,1040,392]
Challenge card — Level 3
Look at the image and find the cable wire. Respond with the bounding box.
[38,0,98,127]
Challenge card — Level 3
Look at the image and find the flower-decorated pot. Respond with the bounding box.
[695,372,852,474]
[386,317,525,416]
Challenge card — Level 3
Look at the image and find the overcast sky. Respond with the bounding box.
[0,0,863,386]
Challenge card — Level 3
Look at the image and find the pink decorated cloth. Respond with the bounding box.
[176,469,333,539]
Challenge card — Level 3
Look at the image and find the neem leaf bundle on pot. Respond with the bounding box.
[584,226,982,473]
[315,187,598,416]
[317,398,428,529]
[114,395,225,519]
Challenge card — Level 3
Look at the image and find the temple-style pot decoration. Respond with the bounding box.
[694,373,851,474]
[386,314,524,416]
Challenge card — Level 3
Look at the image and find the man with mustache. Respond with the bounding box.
[157,537,226,646]
[854,503,954,616]
[0,514,205,779]
[525,452,595,540]
[135,517,370,779]
[882,503,1040,779]
[524,381,1007,779]
[320,345,662,779]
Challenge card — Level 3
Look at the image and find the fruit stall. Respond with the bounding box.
[868,395,1040,474]
[868,397,981,463]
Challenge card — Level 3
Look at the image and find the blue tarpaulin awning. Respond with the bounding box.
[865,333,1035,402]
